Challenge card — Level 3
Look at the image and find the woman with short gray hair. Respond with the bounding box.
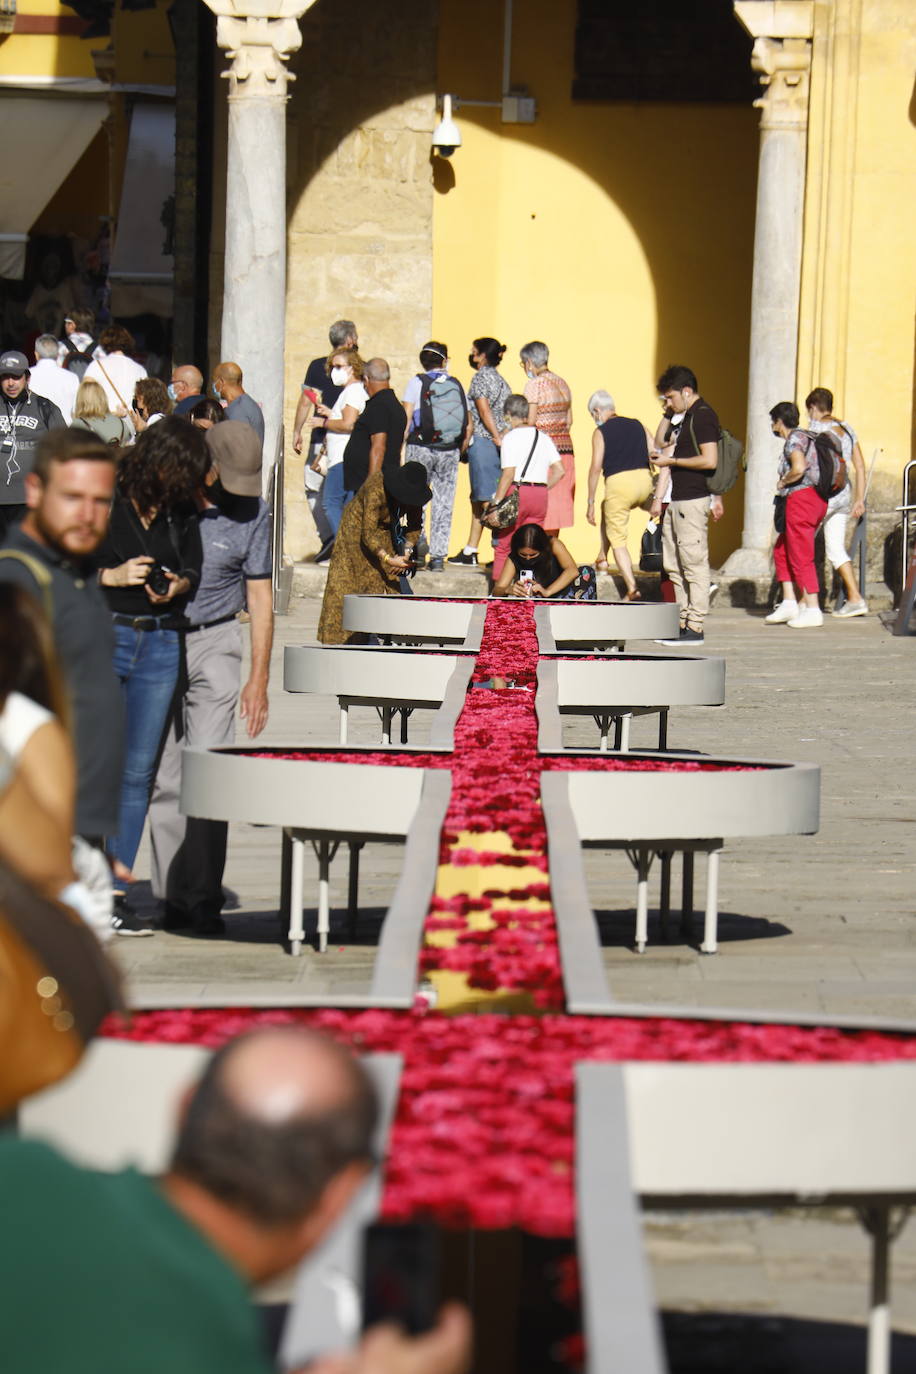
[586,391,655,600]
[520,341,575,534]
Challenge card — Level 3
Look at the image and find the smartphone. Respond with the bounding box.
[361,1222,439,1336]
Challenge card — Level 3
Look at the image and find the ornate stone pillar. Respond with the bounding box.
[723,2,814,579]
[203,0,316,481]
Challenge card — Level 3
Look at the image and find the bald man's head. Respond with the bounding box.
[364,357,391,394]
[170,1028,377,1227]
[214,361,243,388]
[171,364,203,395]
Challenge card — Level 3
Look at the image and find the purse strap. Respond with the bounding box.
[96,357,129,413]
[515,430,539,485]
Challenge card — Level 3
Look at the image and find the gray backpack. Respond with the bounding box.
[687,410,745,495]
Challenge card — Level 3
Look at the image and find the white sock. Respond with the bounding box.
[463,545,477,555]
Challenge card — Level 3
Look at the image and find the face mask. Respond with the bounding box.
[330,366,348,386]
[211,382,221,399]
[167,383,178,402]
[525,370,535,380]
[468,354,477,369]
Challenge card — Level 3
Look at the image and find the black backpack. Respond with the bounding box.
[808,430,847,501]
[63,340,97,380]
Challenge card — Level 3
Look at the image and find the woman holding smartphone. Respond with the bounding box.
[492,523,596,600]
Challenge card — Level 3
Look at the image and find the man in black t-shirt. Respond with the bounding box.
[343,358,407,494]
[650,364,719,645]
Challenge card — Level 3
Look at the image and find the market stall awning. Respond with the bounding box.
[0,95,107,278]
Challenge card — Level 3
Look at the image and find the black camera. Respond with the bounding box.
[146,563,171,597]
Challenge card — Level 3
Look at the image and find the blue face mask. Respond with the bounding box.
[211,382,221,400]
[167,383,178,402]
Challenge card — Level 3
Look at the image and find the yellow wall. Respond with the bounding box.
[433,0,759,566]
[799,0,916,497]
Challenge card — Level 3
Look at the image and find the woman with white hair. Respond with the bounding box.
[520,340,575,534]
[585,390,656,600]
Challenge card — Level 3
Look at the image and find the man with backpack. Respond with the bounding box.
[650,364,719,645]
[57,308,100,378]
[402,341,469,571]
[805,387,868,618]
[0,351,66,537]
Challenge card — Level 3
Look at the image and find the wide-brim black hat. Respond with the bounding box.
[384,460,432,508]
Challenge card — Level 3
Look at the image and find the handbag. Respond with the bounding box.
[482,432,540,530]
[0,860,124,1114]
[773,493,787,534]
[639,519,664,573]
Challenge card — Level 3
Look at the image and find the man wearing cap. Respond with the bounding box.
[0,350,66,537]
[148,421,273,935]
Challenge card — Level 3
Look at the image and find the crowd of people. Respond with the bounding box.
[296,322,869,646]
[0,315,871,944]
[0,313,274,942]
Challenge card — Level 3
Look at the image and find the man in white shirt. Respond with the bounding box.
[29,335,79,422]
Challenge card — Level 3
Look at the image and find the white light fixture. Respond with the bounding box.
[431,94,462,158]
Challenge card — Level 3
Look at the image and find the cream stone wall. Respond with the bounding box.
[282,2,438,558]
[799,0,916,499]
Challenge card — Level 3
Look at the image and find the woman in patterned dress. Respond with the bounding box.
[317,462,431,644]
[521,341,575,534]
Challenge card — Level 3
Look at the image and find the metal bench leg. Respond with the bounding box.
[399,708,410,745]
[311,839,339,954]
[380,705,392,745]
[347,841,363,941]
[657,709,669,751]
[595,713,610,752]
[864,1205,891,1374]
[635,848,651,953]
[339,701,349,745]
[680,852,695,939]
[618,713,632,752]
[613,715,623,750]
[659,852,672,942]
[701,848,720,954]
[288,833,305,956]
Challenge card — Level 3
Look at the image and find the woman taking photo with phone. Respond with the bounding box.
[492,523,596,600]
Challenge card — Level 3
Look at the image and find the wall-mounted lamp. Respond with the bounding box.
[431,94,462,158]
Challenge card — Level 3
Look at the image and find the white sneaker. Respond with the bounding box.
[832,600,868,618]
[787,606,824,629]
[765,601,798,624]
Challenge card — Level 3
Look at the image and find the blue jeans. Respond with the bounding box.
[322,464,349,536]
[467,434,501,502]
[108,621,181,883]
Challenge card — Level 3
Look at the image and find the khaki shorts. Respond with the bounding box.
[601,467,654,546]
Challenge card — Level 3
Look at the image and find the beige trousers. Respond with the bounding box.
[662,497,710,630]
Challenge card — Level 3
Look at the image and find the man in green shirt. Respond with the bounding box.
[0,1028,470,1374]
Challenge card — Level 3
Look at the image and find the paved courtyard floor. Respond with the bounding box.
[113,589,916,1348]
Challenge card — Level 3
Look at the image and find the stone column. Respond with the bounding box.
[203,0,315,483]
[723,1,814,579]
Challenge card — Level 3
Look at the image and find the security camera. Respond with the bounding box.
[432,94,462,158]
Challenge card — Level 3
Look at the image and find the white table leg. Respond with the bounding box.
[316,839,331,954]
[619,713,632,752]
[635,849,650,953]
[867,1206,891,1374]
[701,848,720,954]
[339,701,349,745]
[288,833,305,956]
[381,706,392,746]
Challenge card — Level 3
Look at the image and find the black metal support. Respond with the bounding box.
[347,841,363,941]
[680,852,694,937]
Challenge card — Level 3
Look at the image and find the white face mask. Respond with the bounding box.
[330,366,349,386]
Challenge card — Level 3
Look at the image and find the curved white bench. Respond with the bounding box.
[180,745,449,980]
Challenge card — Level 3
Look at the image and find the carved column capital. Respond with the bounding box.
[202,0,316,98]
[734,1,814,130]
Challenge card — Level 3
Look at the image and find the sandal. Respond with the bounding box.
[626,588,642,601]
